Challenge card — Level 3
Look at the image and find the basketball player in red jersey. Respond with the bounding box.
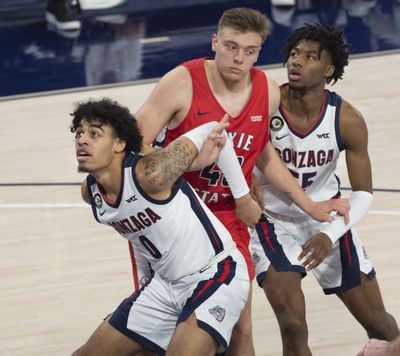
[134,8,349,355]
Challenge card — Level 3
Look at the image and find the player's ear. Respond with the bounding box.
[324,64,335,79]
[114,138,126,154]
[211,33,218,52]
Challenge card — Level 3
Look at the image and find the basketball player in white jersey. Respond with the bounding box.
[250,23,399,355]
[70,98,257,355]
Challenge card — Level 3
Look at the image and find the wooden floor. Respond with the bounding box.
[1,52,400,355]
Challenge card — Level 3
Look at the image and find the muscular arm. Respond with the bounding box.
[136,118,231,200]
[340,100,372,193]
[255,142,348,222]
[313,101,373,246]
[255,141,316,212]
[136,137,197,199]
[135,66,192,145]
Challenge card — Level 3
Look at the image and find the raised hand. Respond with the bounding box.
[191,115,229,170]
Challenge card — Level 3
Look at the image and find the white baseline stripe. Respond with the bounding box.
[0,204,399,216]
[369,210,400,217]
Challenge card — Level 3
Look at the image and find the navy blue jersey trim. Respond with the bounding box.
[332,92,346,151]
[90,154,130,209]
[87,175,100,223]
[339,230,361,291]
[279,89,329,139]
[108,288,165,354]
[322,229,372,295]
[323,268,376,295]
[178,257,237,323]
[181,180,224,254]
[255,215,306,283]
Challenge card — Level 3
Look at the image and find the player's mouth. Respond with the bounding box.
[288,69,302,81]
[229,66,243,75]
[77,150,92,162]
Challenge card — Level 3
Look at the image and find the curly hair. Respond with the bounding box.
[70,98,142,153]
[282,22,351,84]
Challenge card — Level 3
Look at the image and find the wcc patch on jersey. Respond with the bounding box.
[270,116,284,131]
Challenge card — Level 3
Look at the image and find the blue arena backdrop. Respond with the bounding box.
[1,0,400,97]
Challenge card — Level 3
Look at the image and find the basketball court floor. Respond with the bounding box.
[1,1,400,355]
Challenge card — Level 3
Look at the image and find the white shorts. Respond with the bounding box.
[250,212,375,294]
[109,250,249,353]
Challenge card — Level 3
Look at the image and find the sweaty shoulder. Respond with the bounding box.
[161,65,193,98]
[339,99,368,147]
[340,99,365,125]
[135,64,193,142]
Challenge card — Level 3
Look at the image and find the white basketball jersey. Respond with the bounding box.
[87,153,236,282]
[256,88,345,217]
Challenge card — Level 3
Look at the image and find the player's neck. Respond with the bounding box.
[94,160,124,204]
[283,84,326,128]
[206,60,252,117]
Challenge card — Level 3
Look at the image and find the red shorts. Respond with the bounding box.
[214,210,255,280]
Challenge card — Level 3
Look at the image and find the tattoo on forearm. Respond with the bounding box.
[143,140,195,188]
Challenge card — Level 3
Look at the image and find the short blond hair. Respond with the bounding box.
[218,7,271,44]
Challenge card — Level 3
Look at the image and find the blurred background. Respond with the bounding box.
[1,0,400,98]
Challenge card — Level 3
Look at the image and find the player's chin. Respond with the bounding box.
[77,164,91,173]
[288,81,304,90]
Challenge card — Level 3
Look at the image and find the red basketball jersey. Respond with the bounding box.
[165,58,270,215]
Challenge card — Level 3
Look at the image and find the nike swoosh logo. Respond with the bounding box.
[99,210,106,216]
[276,133,290,141]
[197,111,211,116]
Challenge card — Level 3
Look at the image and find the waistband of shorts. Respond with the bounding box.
[198,245,236,273]
[264,209,309,224]
[159,245,237,283]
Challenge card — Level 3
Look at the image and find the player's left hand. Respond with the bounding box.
[298,233,333,270]
[308,198,349,224]
[235,193,262,229]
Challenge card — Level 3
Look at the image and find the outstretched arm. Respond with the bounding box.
[256,141,349,222]
[136,117,262,226]
[135,118,229,200]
